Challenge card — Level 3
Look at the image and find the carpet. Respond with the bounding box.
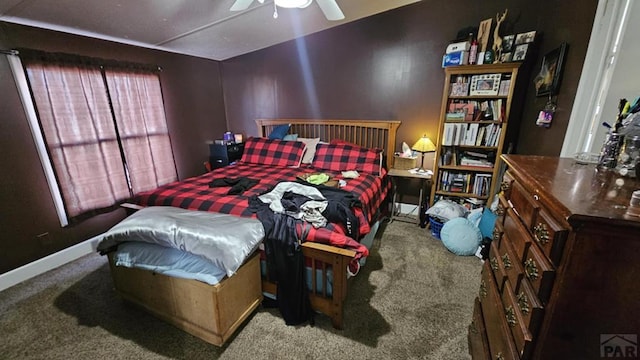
[0,220,481,360]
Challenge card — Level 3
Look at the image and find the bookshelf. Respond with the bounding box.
[430,63,521,208]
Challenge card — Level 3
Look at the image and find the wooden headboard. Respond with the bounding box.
[256,119,401,167]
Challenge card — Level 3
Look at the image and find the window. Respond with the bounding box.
[10,52,177,225]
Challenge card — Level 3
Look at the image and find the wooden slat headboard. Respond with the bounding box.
[256,119,401,167]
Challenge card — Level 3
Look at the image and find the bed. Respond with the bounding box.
[99,118,400,344]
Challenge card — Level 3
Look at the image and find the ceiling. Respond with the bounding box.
[0,0,421,61]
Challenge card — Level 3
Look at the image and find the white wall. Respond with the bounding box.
[592,1,640,152]
[562,0,639,156]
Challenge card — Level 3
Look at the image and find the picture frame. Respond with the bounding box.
[502,35,515,53]
[499,52,512,63]
[535,42,568,97]
[512,43,529,61]
[515,30,536,45]
[469,73,502,96]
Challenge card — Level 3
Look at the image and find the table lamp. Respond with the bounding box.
[412,135,436,173]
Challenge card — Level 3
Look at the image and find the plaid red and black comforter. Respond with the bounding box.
[133,163,391,259]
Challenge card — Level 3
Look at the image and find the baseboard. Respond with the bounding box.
[0,235,102,292]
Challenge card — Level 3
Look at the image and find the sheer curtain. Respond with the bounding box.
[23,57,177,221]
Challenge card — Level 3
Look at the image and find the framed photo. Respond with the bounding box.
[515,31,536,45]
[469,73,502,96]
[535,42,568,97]
[500,52,512,63]
[512,44,529,61]
[502,35,515,53]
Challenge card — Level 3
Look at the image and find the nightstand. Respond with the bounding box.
[388,168,432,225]
[209,143,244,169]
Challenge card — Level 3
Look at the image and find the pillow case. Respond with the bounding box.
[268,123,291,139]
[298,137,321,164]
[478,207,498,239]
[425,199,469,222]
[312,143,382,175]
[283,133,298,141]
[240,136,305,167]
[112,242,227,285]
[440,217,482,256]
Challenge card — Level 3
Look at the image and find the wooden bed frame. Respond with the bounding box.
[106,119,400,345]
[256,119,400,329]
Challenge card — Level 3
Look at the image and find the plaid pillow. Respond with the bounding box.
[312,143,382,175]
[240,137,305,167]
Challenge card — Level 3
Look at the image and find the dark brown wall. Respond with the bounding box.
[0,22,225,273]
[221,0,598,157]
[0,0,598,274]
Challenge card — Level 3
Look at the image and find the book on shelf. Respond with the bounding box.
[442,122,501,149]
[440,148,495,168]
[498,75,512,96]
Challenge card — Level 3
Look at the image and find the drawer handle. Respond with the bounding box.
[479,279,487,299]
[496,352,505,360]
[501,253,512,269]
[492,228,501,242]
[533,194,540,201]
[470,320,479,334]
[490,257,499,272]
[500,180,511,193]
[496,202,505,216]
[517,291,530,315]
[534,222,550,245]
[505,305,517,327]
[525,258,539,280]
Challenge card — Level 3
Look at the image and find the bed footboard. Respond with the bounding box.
[262,242,356,329]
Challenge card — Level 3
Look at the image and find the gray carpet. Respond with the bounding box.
[0,220,481,360]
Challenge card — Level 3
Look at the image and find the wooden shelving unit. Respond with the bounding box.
[430,63,521,207]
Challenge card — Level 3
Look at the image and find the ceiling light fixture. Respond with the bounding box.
[232,0,345,21]
[275,0,313,8]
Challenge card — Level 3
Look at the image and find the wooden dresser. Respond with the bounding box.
[468,155,640,360]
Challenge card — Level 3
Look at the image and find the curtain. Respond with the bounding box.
[26,62,130,217]
[23,54,177,221]
[105,69,177,194]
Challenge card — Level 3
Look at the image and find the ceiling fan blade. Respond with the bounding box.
[230,0,255,11]
[316,0,345,21]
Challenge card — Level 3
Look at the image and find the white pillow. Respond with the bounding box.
[298,137,321,164]
[426,199,469,222]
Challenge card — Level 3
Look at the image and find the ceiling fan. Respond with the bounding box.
[230,0,345,21]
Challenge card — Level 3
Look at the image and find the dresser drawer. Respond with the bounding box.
[503,208,533,263]
[489,240,508,292]
[531,209,569,266]
[498,231,525,292]
[523,244,555,304]
[509,181,539,231]
[480,263,520,360]
[469,298,491,360]
[502,281,534,359]
[514,277,544,339]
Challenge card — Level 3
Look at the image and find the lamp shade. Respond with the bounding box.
[412,136,436,153]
